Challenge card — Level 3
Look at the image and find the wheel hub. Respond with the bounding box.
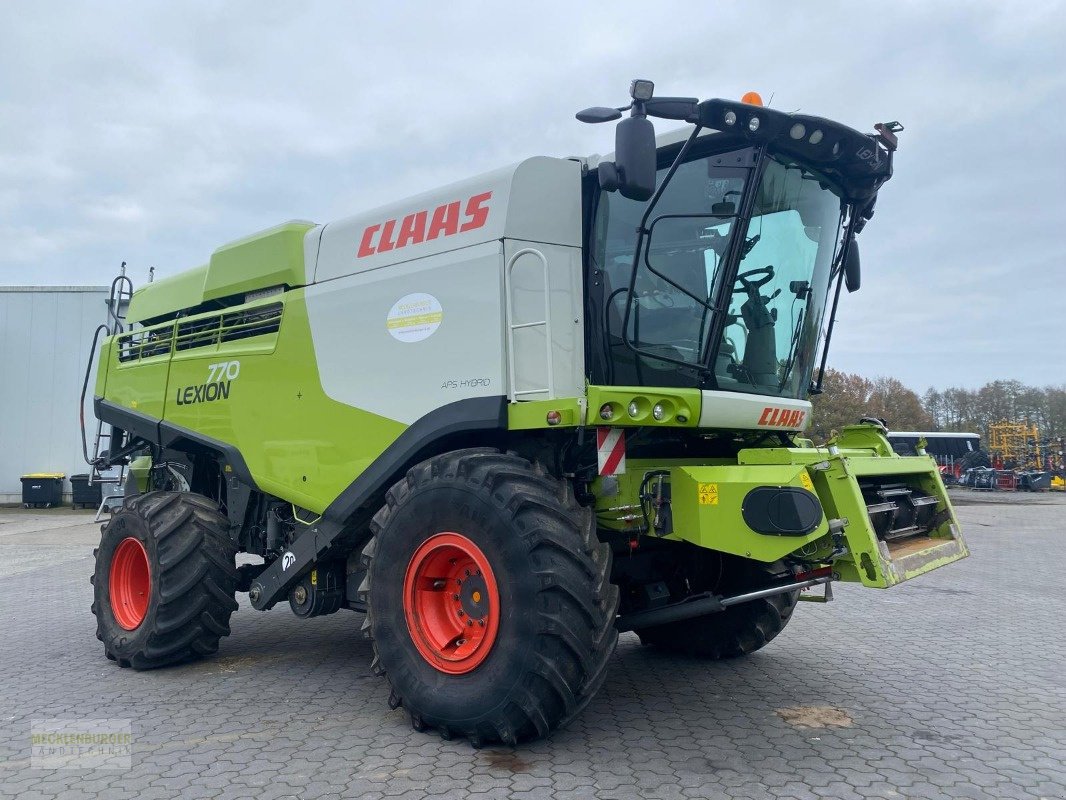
[109,537,151,630]
[402,532,500,674]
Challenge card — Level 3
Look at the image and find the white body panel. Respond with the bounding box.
[305,241,507,425]
[311,157,582,284]
[504,241,584,402]
[304,157,587,425]
[699,390,812,432]
[305,236,588,424]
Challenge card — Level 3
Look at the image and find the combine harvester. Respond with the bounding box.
[85,81,967,744]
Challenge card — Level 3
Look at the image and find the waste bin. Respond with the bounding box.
[1018,471,1050,492]
[70,474,103,509]
[21,473,65,508]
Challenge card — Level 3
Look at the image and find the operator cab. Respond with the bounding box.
[580,83,899,402]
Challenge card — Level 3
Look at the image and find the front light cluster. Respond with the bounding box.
[790,123,824,145]
[722,108,762,133]
[598,396,690,425]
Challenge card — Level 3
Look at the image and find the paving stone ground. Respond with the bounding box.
[1,490,1064,799]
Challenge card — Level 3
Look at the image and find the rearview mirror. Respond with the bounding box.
[598,116,657,201]
[844,239,861,292]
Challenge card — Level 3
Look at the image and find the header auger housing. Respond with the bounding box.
[86,81,965,745]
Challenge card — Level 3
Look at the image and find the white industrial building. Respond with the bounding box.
[0,286,112,504]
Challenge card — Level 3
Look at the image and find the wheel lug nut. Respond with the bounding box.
[453,593,460,600]
[457,610,464,617]
[465,569,471,577]
[478,620,484,627]
[467,620,473,627]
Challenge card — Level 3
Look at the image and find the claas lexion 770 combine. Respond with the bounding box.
[86,81,967,745]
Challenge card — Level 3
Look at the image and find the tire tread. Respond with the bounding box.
[364,448,618,745]
[92,491,238,670]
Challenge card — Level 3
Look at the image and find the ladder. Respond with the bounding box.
[81,264,134,520]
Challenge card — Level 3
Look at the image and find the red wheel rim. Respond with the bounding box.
[110,537,151,630]
[403,532,500,674]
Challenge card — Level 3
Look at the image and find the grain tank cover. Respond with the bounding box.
[126,264,208,324]
[203,220,316,302]
[125,220,316,324]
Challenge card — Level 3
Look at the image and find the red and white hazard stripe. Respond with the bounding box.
[596,427,626,476]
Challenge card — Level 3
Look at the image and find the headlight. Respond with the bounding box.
[809,129,824,145]
[628,401,640,418]
[652,403,666,421]
[790,123,806,140]
[724,110,737,126]
[599,403,614,421]
[630,79,655,101]
[748,116,761,132]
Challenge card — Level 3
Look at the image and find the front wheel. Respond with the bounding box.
[363,449,619,745]
[91,491,239,669]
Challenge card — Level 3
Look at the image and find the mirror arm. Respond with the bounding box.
[812,212,860,394]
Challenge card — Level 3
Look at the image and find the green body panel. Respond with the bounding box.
[594,425,967,588]
[203,221,315,303]
[508,398,583,429]
[94,338,114,397]
[129,456,152,493]
[101,291,406,514]
[127,265,208,324]
[107,336,172,421]
[669,461,831,561]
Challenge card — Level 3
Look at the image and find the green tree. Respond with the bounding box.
[809,370,930,441]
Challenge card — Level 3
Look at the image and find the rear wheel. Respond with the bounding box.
[636,561,798,659]
[91,491,239,669]
[363,448,619,745]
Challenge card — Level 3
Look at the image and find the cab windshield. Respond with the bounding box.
[590,147,845,398]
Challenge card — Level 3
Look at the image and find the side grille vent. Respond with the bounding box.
[118,303,283,362]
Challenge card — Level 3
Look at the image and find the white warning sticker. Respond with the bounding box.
[386,293,443,342]
[596,427,626,476]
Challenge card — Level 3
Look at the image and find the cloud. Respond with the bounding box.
[1,1,1062,389]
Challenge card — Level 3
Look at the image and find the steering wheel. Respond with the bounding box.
[732,265,775,294]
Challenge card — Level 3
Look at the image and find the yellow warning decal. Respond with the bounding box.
[698,483,719,505]
[799,471,815,491]
[310,569,318,587]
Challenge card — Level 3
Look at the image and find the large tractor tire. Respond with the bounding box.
[636,562,799,659]
[363,448,619,745]
[91,491,239,669]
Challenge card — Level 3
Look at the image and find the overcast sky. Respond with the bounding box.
[2,2,1063,391]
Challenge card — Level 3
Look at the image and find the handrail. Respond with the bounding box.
[505,248,554,401]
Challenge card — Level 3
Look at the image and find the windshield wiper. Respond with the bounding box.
[777,305,806,392]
